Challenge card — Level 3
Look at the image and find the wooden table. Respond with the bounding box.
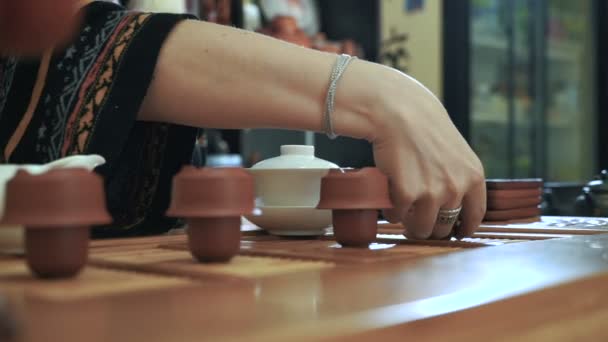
[2,216,608,341]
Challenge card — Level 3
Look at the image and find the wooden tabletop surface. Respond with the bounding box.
[2,217,608,341]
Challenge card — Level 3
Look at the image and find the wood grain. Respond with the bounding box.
[307,272,608,342]
[0,259,192,301]
[7,220,608,341]
[90,247,333,282]
[158,238,465,264]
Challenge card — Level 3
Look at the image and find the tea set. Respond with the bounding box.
[0,145,392,278]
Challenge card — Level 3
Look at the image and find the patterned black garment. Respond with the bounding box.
[0,1,199,237]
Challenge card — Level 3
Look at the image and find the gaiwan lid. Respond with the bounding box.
[250,145,339,170]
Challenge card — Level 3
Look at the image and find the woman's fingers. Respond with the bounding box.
[382,177,415,225]
[401,179,464,240]
[430,194,463,240]
[375,140,484,240]
[397,181,480,240]
[456,177,487,239]
[403,196,440,240]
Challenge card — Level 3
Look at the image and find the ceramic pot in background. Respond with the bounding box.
[574,170,608,217]
[542,182,583,216]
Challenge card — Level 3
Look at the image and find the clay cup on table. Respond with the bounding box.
[167,166,255,262]
[245,145,338,236]
[1,168,111,278]
[317,168,393,247]
[0,155,106,254]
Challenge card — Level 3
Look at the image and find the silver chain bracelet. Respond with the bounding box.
[323,54,356,140]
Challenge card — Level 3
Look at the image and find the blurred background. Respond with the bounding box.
[126,0,608,216]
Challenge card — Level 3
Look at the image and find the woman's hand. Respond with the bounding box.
[360,64,486,239]
[141,20,486,239]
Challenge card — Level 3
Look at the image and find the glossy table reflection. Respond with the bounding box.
[2,220,608,341]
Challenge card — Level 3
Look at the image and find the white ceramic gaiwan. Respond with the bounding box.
[0,155,106,251]
[245,145,338,236]
[247,145,339,207]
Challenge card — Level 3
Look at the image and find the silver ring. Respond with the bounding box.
[436,207,462,225]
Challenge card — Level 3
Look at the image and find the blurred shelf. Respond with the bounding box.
[472,112,571,128]
[472,33,583,63]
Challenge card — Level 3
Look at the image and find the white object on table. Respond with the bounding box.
[245,145,338,236]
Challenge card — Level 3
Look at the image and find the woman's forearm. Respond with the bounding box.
[139,19,382,141]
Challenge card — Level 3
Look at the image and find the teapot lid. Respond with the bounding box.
[250,145,339,170]
[586,170,608,192]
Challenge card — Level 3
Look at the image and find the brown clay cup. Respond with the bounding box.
[2,168,111,278]
[317,168,393,247]
[167,166,254,262]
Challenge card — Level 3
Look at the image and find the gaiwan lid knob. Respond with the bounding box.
[250,145,339,170]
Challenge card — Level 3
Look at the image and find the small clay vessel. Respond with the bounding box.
[317,168,392,247]
[2,168,111,278]
[167,166,254,262]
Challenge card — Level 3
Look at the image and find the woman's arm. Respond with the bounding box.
[139,20,376,140]
[140,20,486,239]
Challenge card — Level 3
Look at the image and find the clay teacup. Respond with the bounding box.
[0,155,106,255]
[167,166,255,262]
[2,168,111,278]
[317,168,393,247]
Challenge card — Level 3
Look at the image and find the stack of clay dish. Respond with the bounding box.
[317,168,393,247]
[167,167,254,262]
[245,145,337,236]
[485,179,543,221]
[1,168,111,278]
